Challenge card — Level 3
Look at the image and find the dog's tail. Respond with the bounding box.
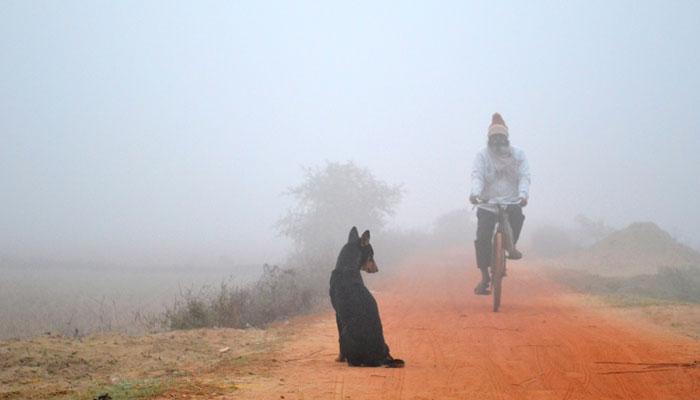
[384,356,405,368]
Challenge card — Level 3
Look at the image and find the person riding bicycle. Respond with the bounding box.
[469,113,530,295]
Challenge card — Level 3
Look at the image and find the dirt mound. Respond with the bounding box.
[561,222,700,276]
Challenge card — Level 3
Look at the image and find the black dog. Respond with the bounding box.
[329,227,404,368]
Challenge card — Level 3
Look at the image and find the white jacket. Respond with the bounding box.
[470,146,530,212]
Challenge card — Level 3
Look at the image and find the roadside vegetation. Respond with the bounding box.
[163,161,404,330]
[548,266,700,306]
[164,264,321,330]
[0,327,273,400]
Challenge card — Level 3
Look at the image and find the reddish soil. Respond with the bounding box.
[238,251,699,400]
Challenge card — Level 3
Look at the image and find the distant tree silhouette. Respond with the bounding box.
[277,161,403,269]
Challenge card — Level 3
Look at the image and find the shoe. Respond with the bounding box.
[473,281,491,295]
[507,248,522,260]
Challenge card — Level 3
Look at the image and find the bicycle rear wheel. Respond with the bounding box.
[492,232,506,312]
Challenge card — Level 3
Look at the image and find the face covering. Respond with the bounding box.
[494,143,510,155]
[488,136,511,156]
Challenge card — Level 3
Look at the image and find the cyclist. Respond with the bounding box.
[469,113,530,295]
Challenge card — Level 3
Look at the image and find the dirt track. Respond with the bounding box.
[239,251,699,400]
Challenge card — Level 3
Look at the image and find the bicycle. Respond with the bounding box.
[475,201,517,312]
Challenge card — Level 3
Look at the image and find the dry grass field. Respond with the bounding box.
[0,264,263,340]
[0,325,285,400]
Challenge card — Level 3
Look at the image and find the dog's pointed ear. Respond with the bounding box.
[361,230,370,246]
[348,227,360,243]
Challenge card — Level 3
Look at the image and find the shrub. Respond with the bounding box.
[164,264,324,330]
[277,161,403,270]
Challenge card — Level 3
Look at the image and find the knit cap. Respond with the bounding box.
[487,113,508,137]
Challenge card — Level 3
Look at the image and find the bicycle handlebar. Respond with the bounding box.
[472,197,524,206]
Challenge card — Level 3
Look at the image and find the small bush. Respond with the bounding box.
[165,293,214,330]
[164,264,324,330]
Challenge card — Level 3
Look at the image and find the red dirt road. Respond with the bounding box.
[242,252,699,399]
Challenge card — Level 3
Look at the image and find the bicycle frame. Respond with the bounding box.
[494,205,516,255]
[487,203,516,312]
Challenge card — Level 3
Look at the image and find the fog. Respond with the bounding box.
[2,1,699,269]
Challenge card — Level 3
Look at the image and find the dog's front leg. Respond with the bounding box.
[334,312,346,362]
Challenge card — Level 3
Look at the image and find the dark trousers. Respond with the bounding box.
[475,206,525,269]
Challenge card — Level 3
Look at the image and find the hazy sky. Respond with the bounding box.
[2,1,699,266]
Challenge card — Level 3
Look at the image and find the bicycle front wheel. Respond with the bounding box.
[492,232,506,312]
